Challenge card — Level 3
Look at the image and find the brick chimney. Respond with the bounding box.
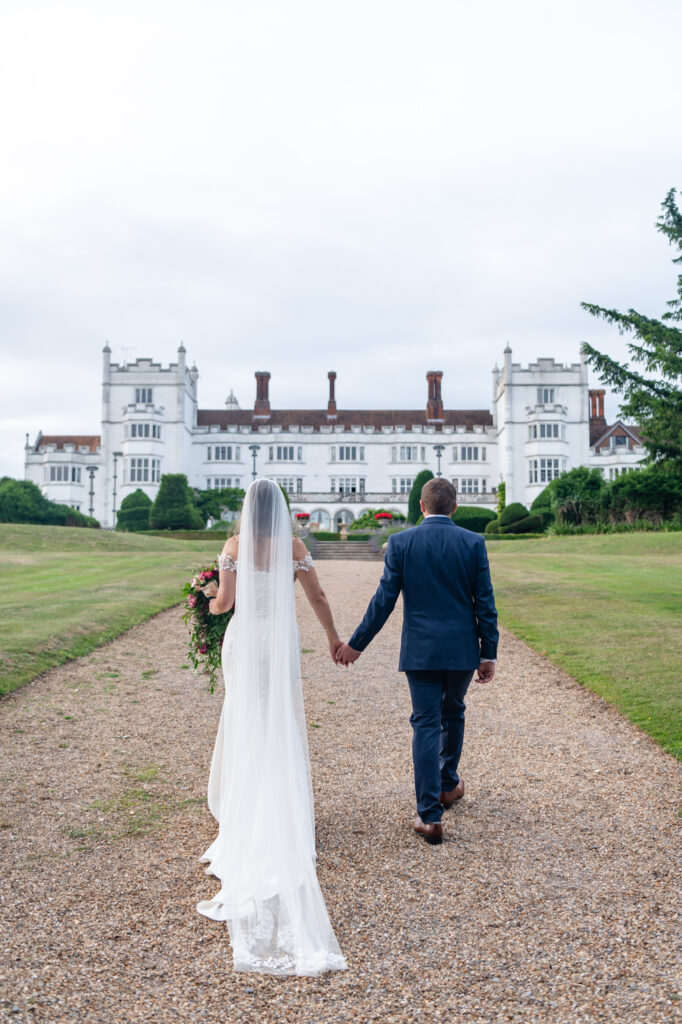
[426,371,444,422]
[254,371,271,420]
[327,371,337,419]
[589,388,606,423]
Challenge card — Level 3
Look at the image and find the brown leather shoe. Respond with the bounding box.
[413,815,443,845]
[440,780,465,809]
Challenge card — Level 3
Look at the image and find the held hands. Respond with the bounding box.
[335,641,361,667]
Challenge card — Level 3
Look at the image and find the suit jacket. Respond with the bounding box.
[348,515,498,671]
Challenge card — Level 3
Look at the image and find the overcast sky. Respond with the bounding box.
[1,0,681,478]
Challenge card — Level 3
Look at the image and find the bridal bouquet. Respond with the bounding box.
[181,562,233,693]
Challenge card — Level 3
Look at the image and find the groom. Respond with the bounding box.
[336,478,498,845]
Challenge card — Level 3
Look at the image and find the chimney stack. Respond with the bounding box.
[589,388,605,422]
[254,371,271,419]
[426,370,444,422]
[327,371,337,419]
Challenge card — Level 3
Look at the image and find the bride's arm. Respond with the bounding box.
[293,538,342,661]
[208,536,238,615]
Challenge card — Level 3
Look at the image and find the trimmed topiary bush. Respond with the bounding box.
[484,518,501,534]
[116,488,152,532]
[498,502,530,529]
[452,506,497,534]
[150,474,204,531]
[501,513,544,534]
[407,470,435,523]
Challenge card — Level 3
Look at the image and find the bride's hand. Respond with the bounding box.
[328,636,343,663]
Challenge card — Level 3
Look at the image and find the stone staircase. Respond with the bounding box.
[310,541,384,561]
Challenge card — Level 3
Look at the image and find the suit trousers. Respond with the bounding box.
[405,669,475,823]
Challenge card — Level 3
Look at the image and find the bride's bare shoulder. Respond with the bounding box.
[221,534,239,557]
[292,537,308,561]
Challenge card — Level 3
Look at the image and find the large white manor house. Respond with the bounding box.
[24,344,644,529]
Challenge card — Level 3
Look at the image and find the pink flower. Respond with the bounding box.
[199,644,208,654]
[188,595,197,608]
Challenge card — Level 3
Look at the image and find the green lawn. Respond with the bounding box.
[0,524,219,695]
[486,532,682,760]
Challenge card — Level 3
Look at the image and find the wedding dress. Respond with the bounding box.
[196,478,347,976]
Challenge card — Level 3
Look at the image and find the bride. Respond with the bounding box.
[196,478,348,976]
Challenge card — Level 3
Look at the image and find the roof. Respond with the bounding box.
[34,434,101,453]
[196,409,493,432]
[590,421,642,449]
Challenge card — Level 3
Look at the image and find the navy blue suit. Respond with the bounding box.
[349,515,499,822]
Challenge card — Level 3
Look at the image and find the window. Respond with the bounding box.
[331,478,364,494]
[276,477,303,494]
[392,477,414,494]
[207,477,241,489]
[398,445,424,462]
[537,387,555,405]
[135,387,153,404]
[538,423,560,439]
[49,465,72,482]
[460,478,479,494]
[461,446,480,461]
[338,445,364,461]
[270,445,302,462]
[528,458,561,484]
[213,445,240,461]
[129,458,149,483]
[151,459,161,483]
[612,435,628,448]
[71,467,81,483]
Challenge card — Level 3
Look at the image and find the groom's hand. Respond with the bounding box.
[476,660,496,683]
[336,642,361,667]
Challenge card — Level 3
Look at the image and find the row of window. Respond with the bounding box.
[125,422,162,439]
[528,423,564,440]
[528,458,566,484]
[206,477,242,489]
[135,388,153,404]
[208,445,242,462]
[128,458,162,483]
[270,445,304,462]
[537,387,555,404]
[48,466,82,483]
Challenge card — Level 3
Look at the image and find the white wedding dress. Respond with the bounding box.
[196,479,347,976]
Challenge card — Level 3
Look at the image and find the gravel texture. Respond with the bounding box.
[1,560,680,1024]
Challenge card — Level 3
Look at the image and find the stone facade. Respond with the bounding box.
[24,345,646,528]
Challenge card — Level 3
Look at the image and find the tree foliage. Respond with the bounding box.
[0,477,99,527]
[581,188,682,472]
[407,470,435,523]
[194,486,245,523]
[150,474,204,530]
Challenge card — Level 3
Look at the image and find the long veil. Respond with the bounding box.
[196,478,347,975]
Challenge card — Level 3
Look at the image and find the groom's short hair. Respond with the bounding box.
[421,478,457,516]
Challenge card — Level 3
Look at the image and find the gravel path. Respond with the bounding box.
[1,561,680,1024]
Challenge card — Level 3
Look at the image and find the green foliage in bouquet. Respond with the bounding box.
[115,488,152,531]
[181,561,234,693]
[151,473,204,530]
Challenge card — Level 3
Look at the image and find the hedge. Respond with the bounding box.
[498,502,530,528]
[501,513,544,534]
[452,506,497,534]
